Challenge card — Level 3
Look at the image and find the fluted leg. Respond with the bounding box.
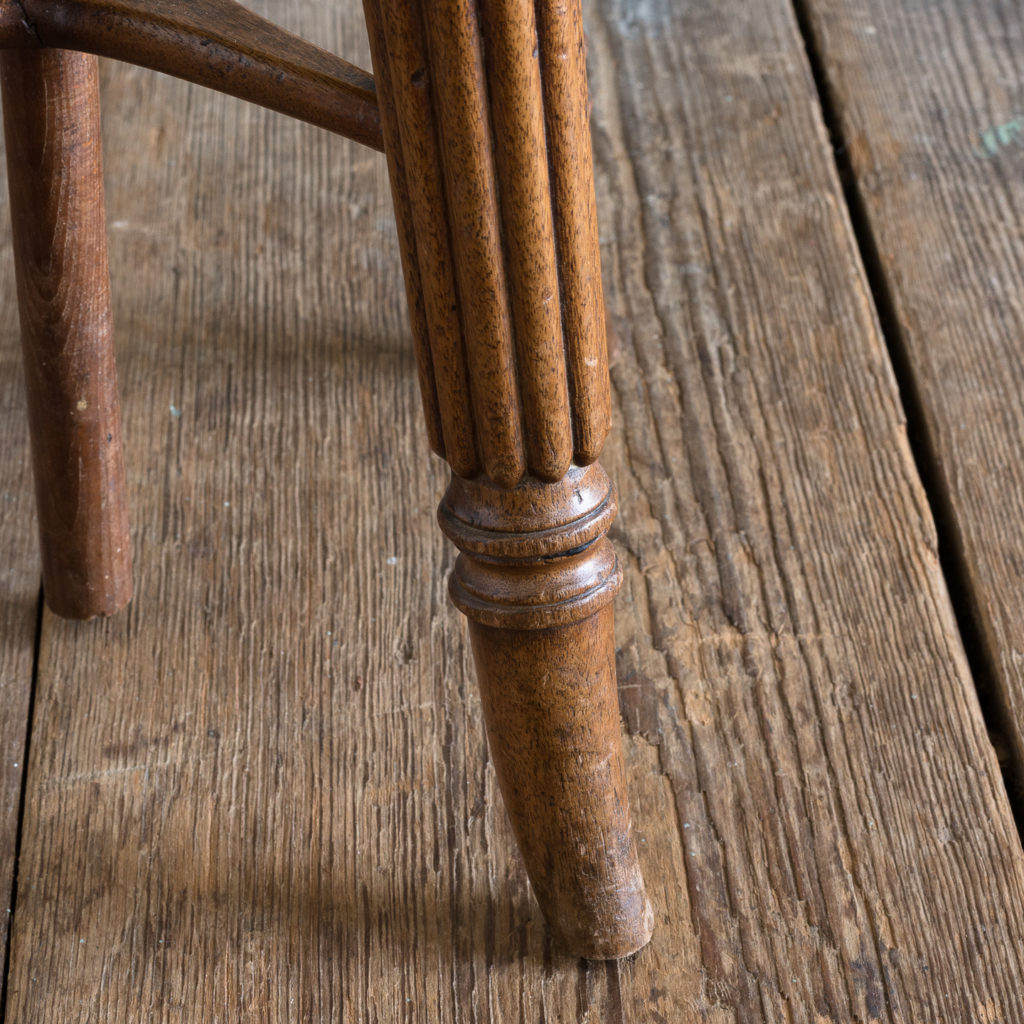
[365,0,652,957]
[1,49,132,618]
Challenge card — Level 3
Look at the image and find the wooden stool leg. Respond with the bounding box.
[364,0,652,957]
[440,471,653,958]
[1,49,132,619]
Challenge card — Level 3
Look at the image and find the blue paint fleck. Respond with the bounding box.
[975,116,1024,159]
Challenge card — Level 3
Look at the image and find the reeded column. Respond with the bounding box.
[364,0,652,958]
[1,49,132,618]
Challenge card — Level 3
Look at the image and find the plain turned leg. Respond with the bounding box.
[1,49,132,619]
[364,0,652,957]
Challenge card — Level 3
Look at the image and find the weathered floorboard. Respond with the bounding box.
[796,0,1024,791]
[0,157,39,1006]
[588,0,1024,1018]
[3,0,1024,1020]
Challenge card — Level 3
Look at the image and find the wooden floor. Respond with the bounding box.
[3,0,1024,1019]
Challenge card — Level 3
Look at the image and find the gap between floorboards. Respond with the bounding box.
[789,0,1024,838]
[0,586,43,1024]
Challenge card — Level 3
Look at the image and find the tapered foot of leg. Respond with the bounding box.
[441,466,653,959]
[1,49,132,619]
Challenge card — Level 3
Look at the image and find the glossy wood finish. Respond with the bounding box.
[367,0,613,486]
[363,0,478,475]
[0,0,382,150]
[419,0,526,488]
[365,0,650,957]
[1,48,131,618]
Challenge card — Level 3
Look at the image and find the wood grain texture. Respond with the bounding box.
[5,0,1024,1019]
[467,604,653,960]
[796,0,1024,791]
[588,0,1024,1016]
[2,48,132,619]
[0,144,39,1008]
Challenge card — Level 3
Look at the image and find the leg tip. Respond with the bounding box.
[550,888,655,961]
[43,574,133,621]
